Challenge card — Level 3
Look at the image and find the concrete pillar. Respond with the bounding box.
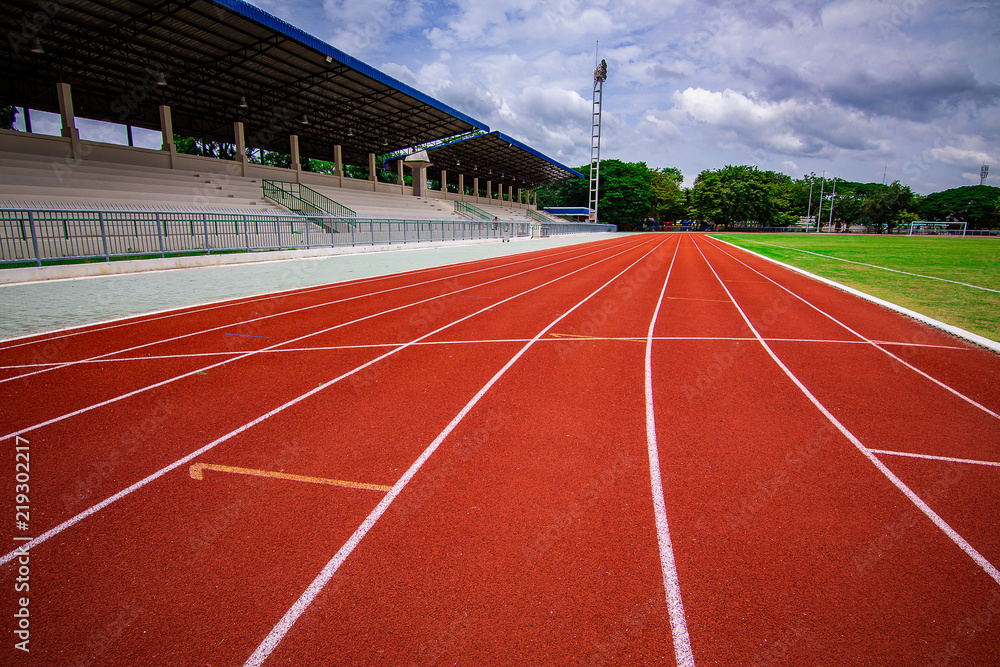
[56,82,81,158]
[159,104,176,168]
[397,158,405,193]
[508,185,513,205]
[333,144,343,177]
[458,173,465,201]
[234,121,248,176]
[473,177,479,203]
[487,180,492,203]
[440,169,447,195]
[57,82,77,140]
[415,166,428,197]
[290,135,301,181]
[518,187,523,207]
[368,152,377,191]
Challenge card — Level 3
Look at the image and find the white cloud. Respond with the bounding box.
[244,0,1000,192]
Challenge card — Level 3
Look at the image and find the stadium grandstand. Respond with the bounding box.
[0,0,611,267]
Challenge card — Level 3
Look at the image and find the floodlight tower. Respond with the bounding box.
[981,164,990,185]
[589,47,608,223]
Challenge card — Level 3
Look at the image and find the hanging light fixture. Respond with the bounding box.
[155,72,167,86]
[30,38,44,54]
[347,127,354,137]
[239,96,248,108]
[300,115,310,125]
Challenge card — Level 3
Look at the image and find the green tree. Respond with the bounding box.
[915,185,1000,229]
[0,105,18,131]
[536,159,664,229]
[862,181,915,233]
[650,167,687,222]
[690,165,797,227]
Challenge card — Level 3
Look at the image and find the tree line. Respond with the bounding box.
[536,160,1000,232]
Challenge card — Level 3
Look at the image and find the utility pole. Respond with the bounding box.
[589,42,607,223]
[827,177,838,232]
[806,176,814,229]
[816,171,826,232]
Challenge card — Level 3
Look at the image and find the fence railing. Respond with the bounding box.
[454,200,494,221]
[261,179,356,223]
[695,224,999,236]
[0,207,612,268]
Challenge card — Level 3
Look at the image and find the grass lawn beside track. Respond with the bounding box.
[710,233,1000,344]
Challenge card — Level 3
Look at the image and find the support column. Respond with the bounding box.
[517,187,523,208]
[473,177,480,204]
[508,185,513,206]
[290,135,301,182]
[159,104,176,168]
[440,169,447,196]
[458,174,465,201]
[487,180,492,203]
[57,82,81,158]
[234,121,248,176]
[397,158,405,194]
[368,152,377,191]
[333,145,343,186]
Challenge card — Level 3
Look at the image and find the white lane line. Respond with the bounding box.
[693,237,1000,587]
[0,237,656,567]
[0,337,970,371]
[0,239,626,444]
[242,236,669,667]
[730,238,1000,294]
[710,236,1000,355]
[869,449,1000,468]
[703,237,1000,422]
[0,238,628,384]
[643,235,695,667]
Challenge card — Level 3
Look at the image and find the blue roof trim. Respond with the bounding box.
[493,132,585,179]
[429,131,585,180]
[210,0,488,132]
[545,207,591,215]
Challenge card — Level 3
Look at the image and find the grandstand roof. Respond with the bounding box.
[0,0,487,164]
[419,131,585,189]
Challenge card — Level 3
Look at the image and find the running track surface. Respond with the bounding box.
[2,233,999,666]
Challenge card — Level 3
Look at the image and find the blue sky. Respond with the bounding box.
[25,0,999,193]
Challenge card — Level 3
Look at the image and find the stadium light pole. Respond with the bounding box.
[589,43,607,223]
[982,164,990,185]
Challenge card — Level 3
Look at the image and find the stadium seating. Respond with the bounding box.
[0,149,537,222]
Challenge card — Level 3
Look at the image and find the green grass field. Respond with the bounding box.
[712,233,1000,343]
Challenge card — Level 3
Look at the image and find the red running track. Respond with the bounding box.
[2,233,998,666]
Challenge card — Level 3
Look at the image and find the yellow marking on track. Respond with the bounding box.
[189,463,391,492]
[664,296,730,303]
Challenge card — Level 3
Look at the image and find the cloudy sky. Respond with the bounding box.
[242,0,998,193]
[27,0,997,193]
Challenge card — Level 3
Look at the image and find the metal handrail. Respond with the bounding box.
[454,200,494,221]
[262,180,356,223]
